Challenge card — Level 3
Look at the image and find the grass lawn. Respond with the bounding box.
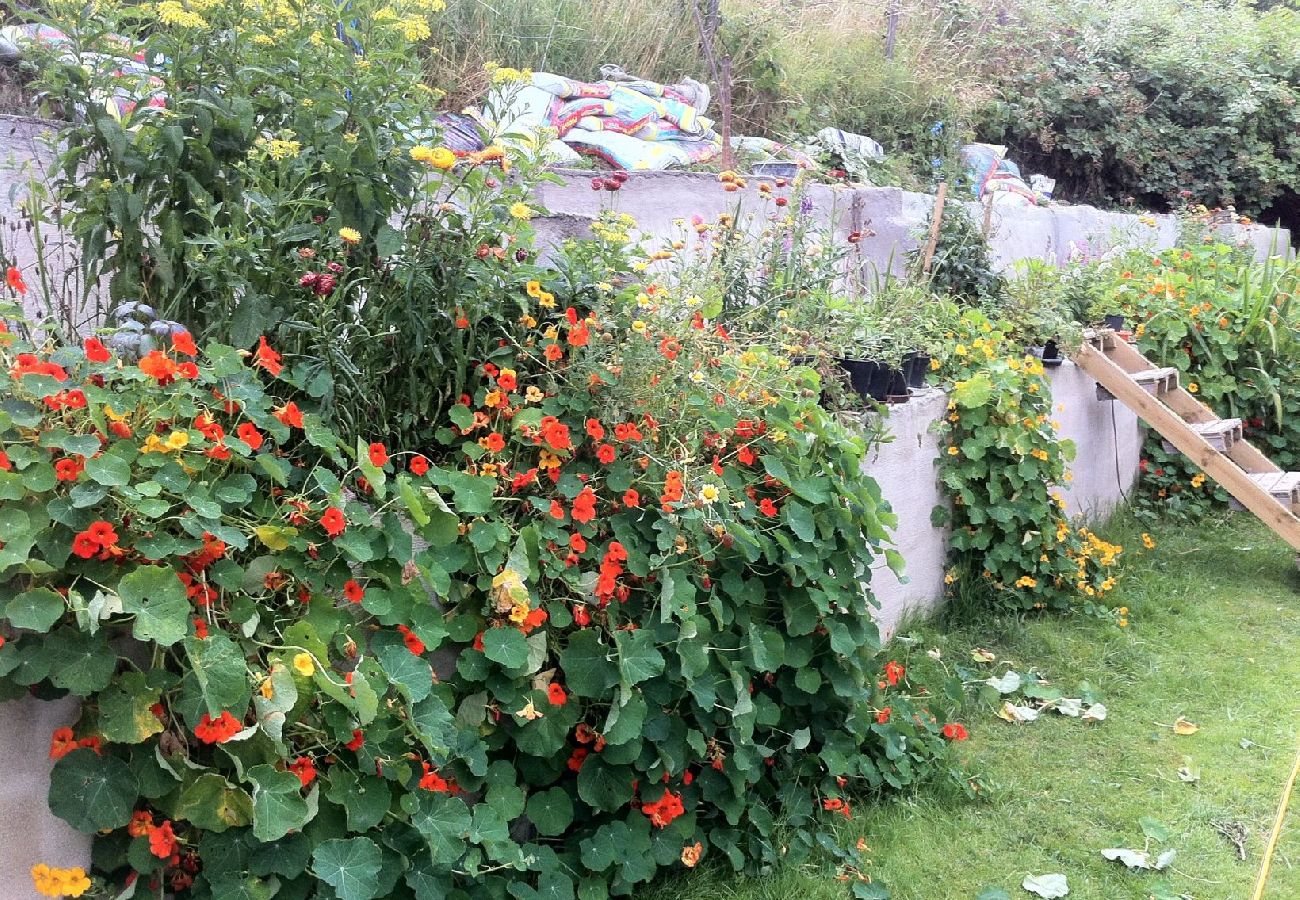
[645,512,1300,900]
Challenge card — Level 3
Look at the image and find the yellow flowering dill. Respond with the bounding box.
[157,0,208,27]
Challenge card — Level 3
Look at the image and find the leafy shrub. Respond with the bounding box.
[973,0,1300,219]
[0,269,969,897]
[912,201,1003,305]
[932,311,1123,613]
[1102,241,1300,520]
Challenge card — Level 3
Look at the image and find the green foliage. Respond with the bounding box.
[912,202,1003,305]
[1101,240,1300,521]
[932,312,1124,614]
[974,0,1300,217]
[0,277,967,897]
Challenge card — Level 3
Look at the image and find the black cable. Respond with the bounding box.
[1111,398,1130,504]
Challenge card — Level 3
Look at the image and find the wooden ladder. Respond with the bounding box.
[1073,329,1300,552]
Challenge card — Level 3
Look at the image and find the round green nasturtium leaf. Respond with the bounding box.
[48,748,138,833]
[325,768,392,833]
[311,836,383,900]
[176,773,254,832]
[247,764,312,842]
[84,452,132,486]
[5,587,64,633]
[482,627,528,668]
[117,565,190,646]
[559,630,617,698]
[403,791,472,866]
[97,672,164,744]
[44,627,117,695]
[525,787,574,837]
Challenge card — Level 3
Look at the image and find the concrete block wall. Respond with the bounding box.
[864,362,1141,635]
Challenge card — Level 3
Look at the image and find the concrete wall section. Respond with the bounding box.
[864,362,1141,635]
[0,695,92,900]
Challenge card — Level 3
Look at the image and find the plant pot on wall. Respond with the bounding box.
[901,352,931,389]
[1030,340,1064,368]
[837,358,909,403]
[1103,314,1125,331]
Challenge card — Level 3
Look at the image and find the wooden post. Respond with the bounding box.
[921,181,948,276]
[981,191,994,239]
[884,0,900,60]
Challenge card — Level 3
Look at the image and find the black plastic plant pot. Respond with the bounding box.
[902,352,931,389]
[1103,314,1125,331]
[885,368,910,403]
[836,357,880,399]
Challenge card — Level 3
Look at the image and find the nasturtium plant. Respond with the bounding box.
[933,311,1123,614]
[0,279,970,898]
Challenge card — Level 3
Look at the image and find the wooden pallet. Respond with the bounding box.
[1073,330,1300,552]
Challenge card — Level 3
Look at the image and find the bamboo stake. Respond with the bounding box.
[921,181,948,276]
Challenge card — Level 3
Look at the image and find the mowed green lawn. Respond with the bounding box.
[644,513,1300,900]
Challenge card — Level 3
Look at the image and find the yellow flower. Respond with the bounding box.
[157,0,208,28]
[397,16,432,41]
[409,145,434,163]
[509,600,531,624]
[1015,576,1037,589]
[428,147,456,170]
[293,652,315,677]
[538,292,556,309]
[700,484,720,504]
[1191,473,1206,488]
[263,138,301,161]
[32,864,91,898]
[509,202,533,221]
[954,344,968,356]
[1141,533,1156,549]
[632,320,647,334]
[525,386,544,403]
[525,280,543,298]
[165,430,190,451]
[1119,617,1129,627]
[141,434,168,454]
[538,450,561,469]
[930,357,940,370]
[1187,382,1198,393]
[339,227,362,245]
[519,313,537,328]
[947,446,959,456]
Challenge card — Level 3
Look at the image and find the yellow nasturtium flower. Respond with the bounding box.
[293,652,315,677]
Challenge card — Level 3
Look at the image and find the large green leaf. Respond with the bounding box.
[48,748,138,833]
[482,627,528,668]
[577,757,635,812]
[403,791,472,865]
[118,566,190,646]
[375,637,433,703]
[182,631,251,720]
[312,837,383,900]
[614,630,664,687]
[525,787,574,837]
[560,630,617,698]
[44,627,117,695]
[5,587,64,632]
[247,764,312,842]
[98,671,164,744]
[326,768,392,833]
[84,451,132,486]
[175,773,253,832]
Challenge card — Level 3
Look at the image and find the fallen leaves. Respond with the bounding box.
[1022,873,1069,897]
[1172,716,1199,736]
[1099,847,1176,870]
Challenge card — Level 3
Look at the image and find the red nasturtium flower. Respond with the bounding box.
[236,422,263,450]
[0,450,11,471]
[547,683,567,706]
[172,330,198,357]
[572,604,591,627]
[942,722,969,741]
[549,500,565,521]
[253,336,282,376]
[368,442,388,467]
[419,762,452,793]
[83,337,111,362]
[288,756,317,787]
[5,265,27,295]
[194,711,242,744]
[571,487,598,524]
[409,455,429,475]
[345,729,365,751]
[127,811,153,838]
[642,789,685,828]
[397,624,426,655]
[596,443,616,464]
[343,579,365,603]
[759,498,778,517]
[274,401,304,428]
[883,660,905,686]
[138,350,179,383]
[543,343,563,362]
[147,820,177,858]
[320,507,346,537]
[585,418,605,441]
[876,707,892,725]
[622,488,640,508]
[54,457,84,482]
[49,727,79,760]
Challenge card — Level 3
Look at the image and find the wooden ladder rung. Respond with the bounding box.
[1131,367,1179,395]
[1230,472,1300,512]
[1162,418,1243,454]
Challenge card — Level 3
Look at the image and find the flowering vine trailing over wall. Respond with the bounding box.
[0,247,972,898]
[933,312,1124,615]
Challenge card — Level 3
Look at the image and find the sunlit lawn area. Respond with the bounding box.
[647,512,1300,900]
